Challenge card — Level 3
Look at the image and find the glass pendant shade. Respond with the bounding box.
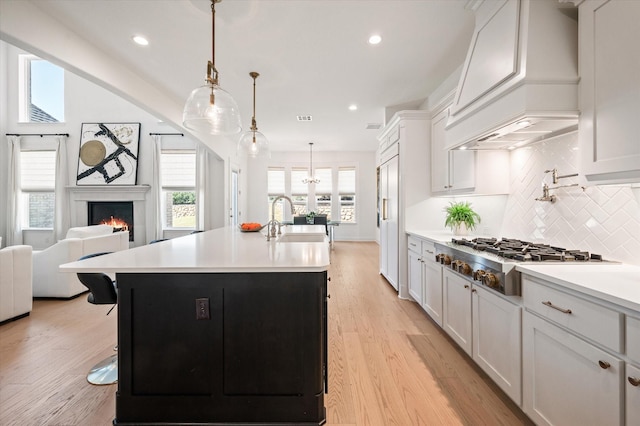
[183,82,242,135]
[238,129,268,158]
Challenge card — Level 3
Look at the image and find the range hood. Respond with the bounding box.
[445,0,579,150]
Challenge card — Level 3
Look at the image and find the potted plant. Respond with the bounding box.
[444,201,481,235]
[306,211,316,224]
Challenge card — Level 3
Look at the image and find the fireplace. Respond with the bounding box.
[88,201,134,242]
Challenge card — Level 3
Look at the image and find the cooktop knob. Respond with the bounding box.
[442,255,452,265]
[483,273,500,289]
[460,262,472,275]
[473,269,486,281]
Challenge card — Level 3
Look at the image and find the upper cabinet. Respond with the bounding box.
[579,0,640,184]
[431,98,510,195]
[445,0,579,150]
[431,104,475,194]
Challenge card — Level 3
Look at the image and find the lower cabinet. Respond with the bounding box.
[472,284,522,405]
[442,269,473,355]
[408,247,423,304]
[523,311,623,426]
[627,364,640,424]
[422,259,443,327]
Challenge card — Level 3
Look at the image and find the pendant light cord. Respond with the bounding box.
[250,72,259,131]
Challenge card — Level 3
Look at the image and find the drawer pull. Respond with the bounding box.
[598,360,610,369]
[464,284,470,289]
[629,377,640,387]
[542,300,572,314]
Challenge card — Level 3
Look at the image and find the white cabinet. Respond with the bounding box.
[523,311,623,426]
[421,243,443,327]
[431,99,510,195]
[431,105,475,194]
[472,284,522,405]
[379,153,399,290]
[627,363,640,425]
[579,0,640,184]
[442,268,522,405]
[442,269,473,356]
[377,111,429,299]
[407,237,422,303]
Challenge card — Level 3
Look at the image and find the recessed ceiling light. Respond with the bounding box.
[459,146,467,150]
[132,35,149,46]
[348,104,358,111]
[368,34,382,45]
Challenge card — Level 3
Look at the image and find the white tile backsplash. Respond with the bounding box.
[501,132,640,265]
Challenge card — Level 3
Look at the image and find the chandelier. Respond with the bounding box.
[238,72,269,157]
[302,142,320,184]
[182,0,242,135]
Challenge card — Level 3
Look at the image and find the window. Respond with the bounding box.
[267,168,285,222]
[267,164,358,224]
[19,55,64,123]
[314,168,332,219]
[339,167,356,223]
[160,150,196,228]
[20,150,56,228]
[290,168,308,216]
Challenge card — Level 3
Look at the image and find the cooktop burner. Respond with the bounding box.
[451,237,605,263]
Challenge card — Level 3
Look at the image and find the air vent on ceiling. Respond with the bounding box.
[296,115,313,122]
[366,123,382,130]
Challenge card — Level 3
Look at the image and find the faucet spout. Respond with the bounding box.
[268,195,295,239]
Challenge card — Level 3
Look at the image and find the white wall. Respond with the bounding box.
[0,41,235,248]
[246,150,377,241]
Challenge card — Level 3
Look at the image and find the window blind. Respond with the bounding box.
[161,151,195,188]
[315,168,332,194]
[20,150,56,191]
[291,168,308,194]
[339,168,356,193]
[267,168,285,194]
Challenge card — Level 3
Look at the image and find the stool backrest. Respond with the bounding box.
[76,252,117,305]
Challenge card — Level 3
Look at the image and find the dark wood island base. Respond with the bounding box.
[114,271,328,425]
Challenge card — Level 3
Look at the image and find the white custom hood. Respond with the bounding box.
[446,0,579,150]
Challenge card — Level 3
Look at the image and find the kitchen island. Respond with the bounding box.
[61,226,330,425]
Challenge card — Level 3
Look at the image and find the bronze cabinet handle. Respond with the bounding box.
[542,300,572,314]
[629,377,640,387]
[598,360,611,369]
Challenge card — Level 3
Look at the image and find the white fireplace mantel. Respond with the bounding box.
[67,185,151,246]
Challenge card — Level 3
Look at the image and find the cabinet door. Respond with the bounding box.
[408,249,422,303]
[442,269,472,355]
[379,156,399,290]
[431,107,450,193]
[472,285,521,405]
[579,0,640,183]
[627,363,640,425]
[449,150,475,192]
[523,312,623,426]
[422,260,443,327]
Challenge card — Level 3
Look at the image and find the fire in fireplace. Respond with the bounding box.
[88,201,134,242]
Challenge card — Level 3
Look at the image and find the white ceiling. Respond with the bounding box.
[26,0,474,152]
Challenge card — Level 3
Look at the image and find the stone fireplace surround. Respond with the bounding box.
[67,185,150,247]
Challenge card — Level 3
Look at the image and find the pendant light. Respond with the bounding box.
[238,72,269,157]
[302,142,320,184]
[183,0,242,135]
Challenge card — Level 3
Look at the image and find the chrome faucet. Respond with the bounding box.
[267,195,295,240]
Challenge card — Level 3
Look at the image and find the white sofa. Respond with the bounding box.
[32,225,129,298]
[0,245,33,323]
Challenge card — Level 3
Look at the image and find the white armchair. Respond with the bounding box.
[0,245,33,323]
[32,226,129,298]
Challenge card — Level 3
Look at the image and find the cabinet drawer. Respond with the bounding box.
[523,276,622,353]
[422,241,436,262]
[407,236,422,254]
[627,316,640,364]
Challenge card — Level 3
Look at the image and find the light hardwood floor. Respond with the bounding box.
[0,242,533,425]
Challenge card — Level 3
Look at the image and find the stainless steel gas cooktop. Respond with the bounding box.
[434,237,615,296]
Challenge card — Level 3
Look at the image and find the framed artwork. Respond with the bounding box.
[76,122,140,185]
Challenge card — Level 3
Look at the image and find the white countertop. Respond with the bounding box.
[516,263,640,313]
[60,226,330,274]
[407,229,640,313]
